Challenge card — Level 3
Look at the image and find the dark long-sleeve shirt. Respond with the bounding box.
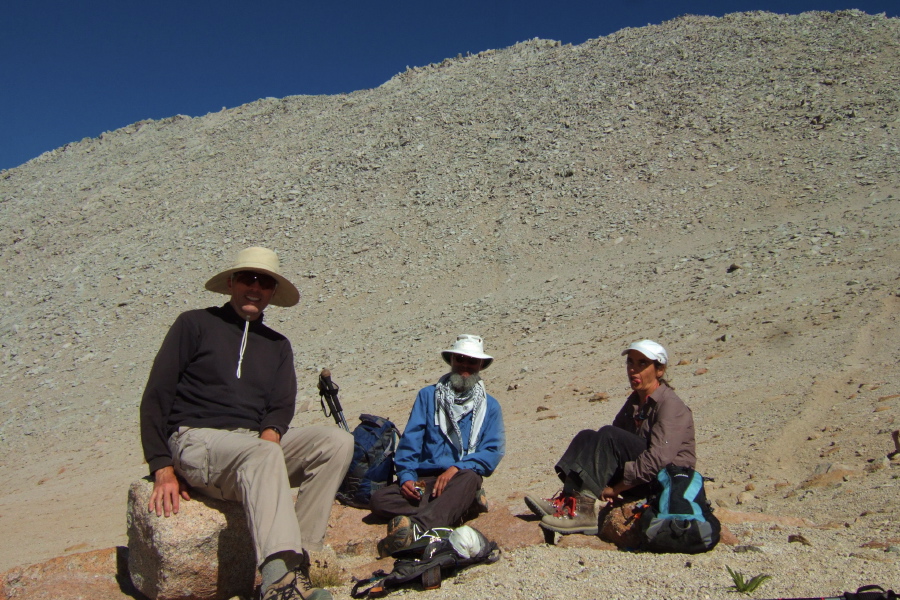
[611,383,696,487]
[140,303,297,474]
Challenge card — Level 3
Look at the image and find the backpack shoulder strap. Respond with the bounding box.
[350,569,390,598]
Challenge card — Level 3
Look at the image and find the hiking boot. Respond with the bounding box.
[261,552,332,600]
[377,515,415,558]
[539,491,599,535]
[385,514,410,536]
[461,487,490,522]
[473,487,490,513]
[524,490,566,517]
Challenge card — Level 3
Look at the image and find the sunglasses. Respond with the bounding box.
[232,271,278,290]
[451,354,482,366]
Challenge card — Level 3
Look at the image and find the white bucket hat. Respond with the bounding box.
[622,339,668,364]
[441,334,494,370]
[204,247,300,307]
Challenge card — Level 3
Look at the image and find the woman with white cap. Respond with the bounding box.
[525,339,695,535]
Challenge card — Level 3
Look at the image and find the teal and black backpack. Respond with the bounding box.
[639,464,721,554]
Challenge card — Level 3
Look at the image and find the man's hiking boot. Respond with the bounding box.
[377,515,416,558]
[524,490,567,517]
[462,487,491,521]
[539,491,599,535]
[474,487,490,513]
[261,551,332,600]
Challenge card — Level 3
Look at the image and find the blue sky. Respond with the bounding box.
[2,0,896,172]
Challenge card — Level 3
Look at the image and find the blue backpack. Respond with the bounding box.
[337,414,401,508]
[639,464,721,554]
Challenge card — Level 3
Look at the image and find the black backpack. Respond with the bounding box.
[351,526,500,598]
[639,464,721,554]
[336,414,401,508]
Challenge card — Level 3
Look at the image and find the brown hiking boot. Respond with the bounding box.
[539,491,599,535]
[261,551,332,600]
[377,515,415,558]
[524,490,566,517]
[474,487,490,513]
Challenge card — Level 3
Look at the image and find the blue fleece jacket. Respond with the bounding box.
[394,384,505,485]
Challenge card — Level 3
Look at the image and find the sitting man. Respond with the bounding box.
[140,247,353,600]
[369,334,505,556]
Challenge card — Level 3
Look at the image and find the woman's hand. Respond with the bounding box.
[600,486,619,502]
[601,481,632,503]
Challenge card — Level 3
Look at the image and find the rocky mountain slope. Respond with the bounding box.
[1,9,898,597]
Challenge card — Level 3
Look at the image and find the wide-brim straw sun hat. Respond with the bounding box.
[441,334,494,370]
[621,339,668,365]
[204,247,300,307]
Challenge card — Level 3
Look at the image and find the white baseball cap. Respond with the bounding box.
[622,339,668,364]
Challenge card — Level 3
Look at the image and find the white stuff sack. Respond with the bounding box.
[448,525,488,559]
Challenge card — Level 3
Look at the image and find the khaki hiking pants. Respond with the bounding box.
[169,425,353,565]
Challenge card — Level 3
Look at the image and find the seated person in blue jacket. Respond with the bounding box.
[369,334,505,557]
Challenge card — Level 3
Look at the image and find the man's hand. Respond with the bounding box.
[259,428,281,443]
[431,466,459,498]
[400,480,421,501]
[149,466,191,517]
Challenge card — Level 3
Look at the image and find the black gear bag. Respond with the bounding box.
[351,526,500,598]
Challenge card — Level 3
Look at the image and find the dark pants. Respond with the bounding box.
[369,469,482,530]
[554,425,649,499]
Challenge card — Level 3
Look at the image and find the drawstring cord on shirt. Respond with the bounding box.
[236,319,249,379]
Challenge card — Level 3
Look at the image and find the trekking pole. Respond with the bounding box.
[759,585,897,600]
[318,368,350,432]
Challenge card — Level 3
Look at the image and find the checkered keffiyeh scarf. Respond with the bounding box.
[434,374,487,457]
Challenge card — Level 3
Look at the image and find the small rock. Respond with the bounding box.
[864,457,889,472]
[788,534,812,546]
[694,368,708,376]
